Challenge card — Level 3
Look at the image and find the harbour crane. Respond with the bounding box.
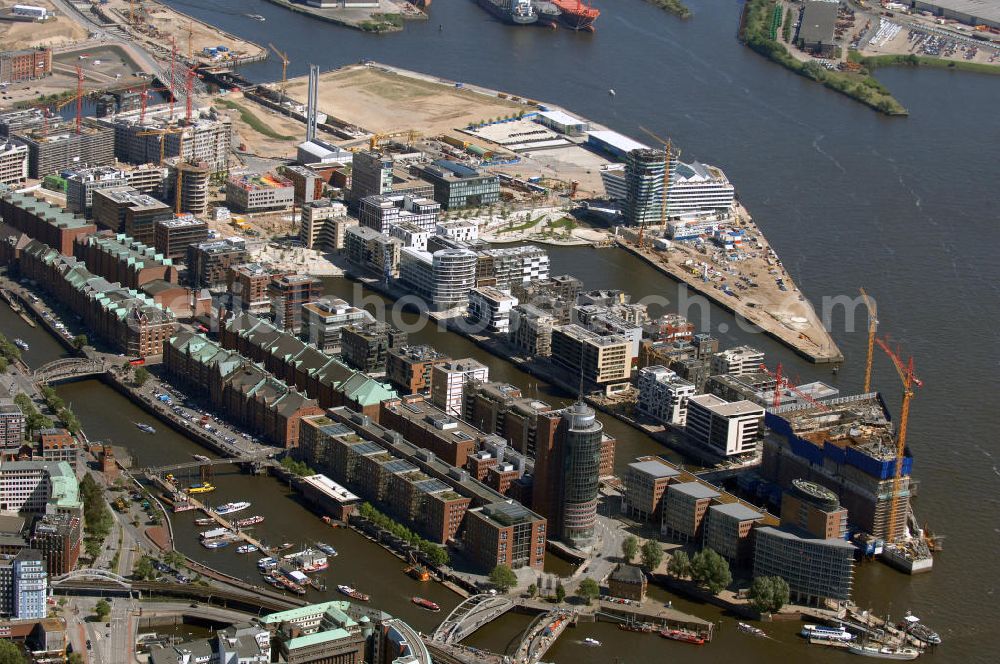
[639,125,681,249]
[859,287,878,393]
[269,43,290,99]
[875,337,922,543]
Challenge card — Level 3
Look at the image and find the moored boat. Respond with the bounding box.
[551,0,599,30]
[475,0,538,25]
[406,564,430,581]
[901,614,940,645]
[660,628,706,645]
[235,515,265,527]
[284,547,328,572]
[801,625,855,643]
[412,596,440,612]
[337,585,370,601]
[187,482,215,494]
[200,527,232,540]
[236,544,258,554]
[14,338,28,351]
[257,556,278,570]
[315,542,338,556]
[847,644,921,660]
[194,517,214,526]
[202,538,230,549]
[215,501,251,516]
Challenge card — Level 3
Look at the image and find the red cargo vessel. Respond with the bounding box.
[551,0,599,31]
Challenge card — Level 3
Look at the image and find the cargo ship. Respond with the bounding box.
[534,1,561,27]
[476,0,538,25]
[411,597,440,612]
[551,0,599,31]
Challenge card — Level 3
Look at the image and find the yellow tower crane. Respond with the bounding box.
[875,336,923,543]
[269,43,290,99]
[137,126,186,214]
[859,287,878,393]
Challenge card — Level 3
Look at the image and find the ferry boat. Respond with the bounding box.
[801,625,855,643]
[194,517,215,526]
[583,638,601,647]
[235,515,265,528]
[134,422,156,434]
[411,597,440,612]
[215,501,251,516]
[257,556,278,570]
[13,338,28,351]
[315,542,337,556]
[202,538,230,549]
[337,585,370,602]
[738,622,766,637]
[236,544,258,554]
[659,628,706,645]
[187,482,215,494]
[847,644,920,660]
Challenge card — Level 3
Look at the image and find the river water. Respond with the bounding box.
[6,0,996,659]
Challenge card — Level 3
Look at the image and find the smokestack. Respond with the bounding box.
[306,65,319,143]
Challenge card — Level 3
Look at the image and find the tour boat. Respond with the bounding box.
[202,538,230,549]
[14,338,28,351]
[315,542,338,556]
[847,644,920,660]
[411,597,440,612]
[236,544,258,554]
[135,422,156,434]
[801,625,855,643]
[194,517,214,526]
[337,585,370,601]
[738,622,766,637]
[583,637,601,647]
[257,557,278,570]
[215,501,251,516]
[660,628,706,645]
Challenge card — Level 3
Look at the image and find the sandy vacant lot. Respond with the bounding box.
[282,66,524,137]
[0,0,88,50]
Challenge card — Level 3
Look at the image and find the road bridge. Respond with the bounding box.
[33,357,108,383]
[52,579,304,613]
[143,453,273,474]
[432,593,515,644]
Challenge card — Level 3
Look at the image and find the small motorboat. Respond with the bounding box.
[315,542,338,556]
[14,338,28,351]
[135,422,156,434]
[236,544,258,554]
[583,637,601,647]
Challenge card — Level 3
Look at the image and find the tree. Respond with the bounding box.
[668,550,691,578]
[690,548,733,594]
[71,334,88,350]
[133,367,150,387]
[0,639,25,664]
[134,555,155,581]
[527,583,537,598]
[489,564,517,593]
[621,535,639,563]
[748,575,790,615]
[554,582,566,603]
[67,653,84,664]
[164,550,185,567]
[577,578,600,605]
[94,599,111,621]
[640,540,663,571]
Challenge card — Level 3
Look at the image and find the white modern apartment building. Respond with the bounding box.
[478,245,550,289]
[399,247,478,311]
[0,550,47,621]
[0,460,80,515]
[358,193,441,234]
[711,345,765,376]
[436,220,478,243]
[637,365,697,426]
[225,173,295,213]
[431,359,489,417]
[65,163,168,215]
[550,323,634,392]
[389,221,430,251]
[0,141,28,186]
[685,394,764,457]
[468,287,518,334]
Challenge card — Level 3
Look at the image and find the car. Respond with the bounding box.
[86,640,92,649]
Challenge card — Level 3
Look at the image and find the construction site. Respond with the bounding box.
[0,0,88,50]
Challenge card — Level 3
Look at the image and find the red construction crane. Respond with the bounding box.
[874,336,923,542]
[759,363,831,411]
[185,66,195,123]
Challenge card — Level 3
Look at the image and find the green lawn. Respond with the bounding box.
[216,98,297,141]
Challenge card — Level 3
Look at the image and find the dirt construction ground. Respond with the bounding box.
[282,66,525,137]
[0,1,88,50]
